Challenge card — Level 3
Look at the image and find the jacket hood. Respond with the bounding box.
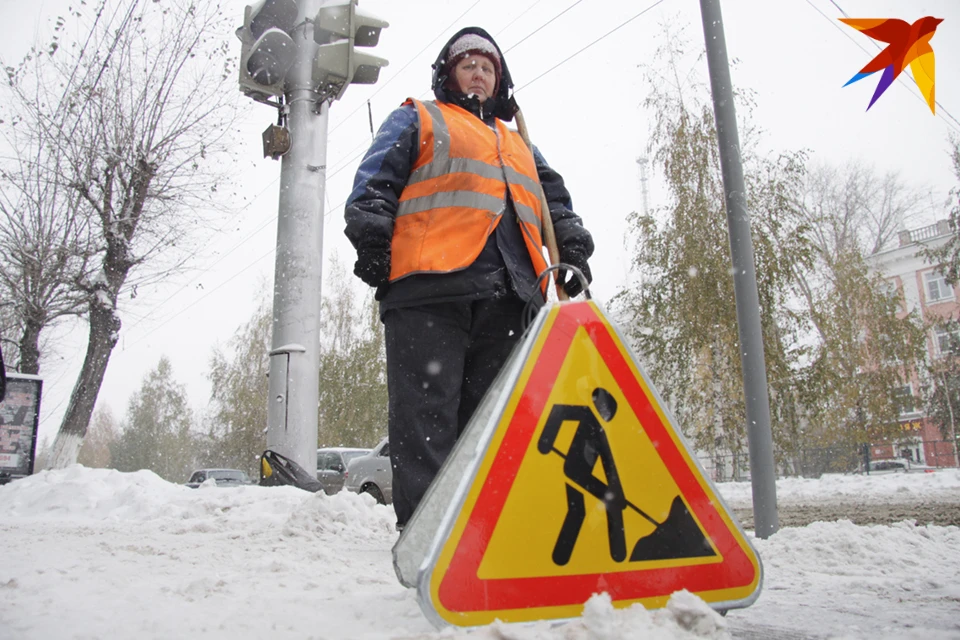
[431,27,518,122]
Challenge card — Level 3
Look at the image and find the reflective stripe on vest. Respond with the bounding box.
[391,99,548,289]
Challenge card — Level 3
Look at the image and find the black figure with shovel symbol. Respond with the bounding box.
[537,387,716,566]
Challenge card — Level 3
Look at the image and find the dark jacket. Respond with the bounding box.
[344,27,593,314]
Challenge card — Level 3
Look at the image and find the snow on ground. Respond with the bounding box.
[0,466,959,639]
[719,470,960,504]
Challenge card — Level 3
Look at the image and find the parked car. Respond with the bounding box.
[865,458,937,475]
[185,468,253,488]
[343,437,392,504]
[316,447,371,495]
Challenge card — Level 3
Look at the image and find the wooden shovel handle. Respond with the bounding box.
[515,108,568,302]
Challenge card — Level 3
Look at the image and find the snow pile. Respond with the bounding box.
[467,592,730,639]
[1,465,959,639]
[715,468,960,505]
[0,464,399,535]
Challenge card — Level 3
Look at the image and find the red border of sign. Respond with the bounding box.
[437,302,757,612]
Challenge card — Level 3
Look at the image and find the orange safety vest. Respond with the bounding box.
[391,99,548,294]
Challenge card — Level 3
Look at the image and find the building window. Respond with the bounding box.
[894,384,920,418]
[934,325,960,355]
[924,271,954,302]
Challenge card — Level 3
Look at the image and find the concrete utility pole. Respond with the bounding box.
[237,0,388,473]
[265,0,327,474]
[698,0,779,538]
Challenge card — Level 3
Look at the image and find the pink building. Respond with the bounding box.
[867,219,960,468]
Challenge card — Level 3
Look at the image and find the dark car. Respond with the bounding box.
[316,447,371,495]
[343,437,392,504]
[185,468,253,488]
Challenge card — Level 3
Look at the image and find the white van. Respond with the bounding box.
[343,437,392,504]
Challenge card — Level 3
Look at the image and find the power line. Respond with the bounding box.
[514,0,668,93]
[827,0,848,18]
[124,134,375,343]
[327,0,485,137]
[327,0,573,138]
[124,247,277,349]
[494,0,548,40]
[66,0,142,140]
[127,0,673,342]
[503,0,586,54]
[139,0,629,330]
[125,121,377,336]
[122,174,280,332]
[55,0,117,115]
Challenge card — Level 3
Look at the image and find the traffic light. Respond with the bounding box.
[237,0,299,100]
[313,0,389,101]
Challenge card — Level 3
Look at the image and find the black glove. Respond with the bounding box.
[354,247,391,289]
[557,246,592,298]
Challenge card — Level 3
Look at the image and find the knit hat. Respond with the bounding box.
[431,27,518,121]
[444,33,502,83]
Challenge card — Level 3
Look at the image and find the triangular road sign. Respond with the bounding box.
[395,300,763,628]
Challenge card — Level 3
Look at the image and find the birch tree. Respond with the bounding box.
[793,165,928,456]
[201,261,388,475]
[204,295,271,476]
[617,33,930,474]
[111,356,196,482]
[924,318,960,466]
[77,404,119,468]
[614,38,808,474]
[317,257,387,448]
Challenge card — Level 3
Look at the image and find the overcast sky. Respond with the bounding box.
[2,0,959,447]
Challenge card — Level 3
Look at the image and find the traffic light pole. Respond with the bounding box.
[698,0,779,538]
[239,0,387,475]
[266,0,327,473]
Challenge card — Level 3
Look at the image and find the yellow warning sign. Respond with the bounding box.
[478,323,720,579]
[419,301,762,627]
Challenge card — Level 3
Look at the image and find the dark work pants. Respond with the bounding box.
[383,294,527,527]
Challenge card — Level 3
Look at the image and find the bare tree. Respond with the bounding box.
[1,0,241,468]
[799,162,926,265]
[793,162,929,344]
[0,134,95,374]
[77,404,120,468]
[923,136,960,283]
[0,8,99,373]
[789,163,929,456]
